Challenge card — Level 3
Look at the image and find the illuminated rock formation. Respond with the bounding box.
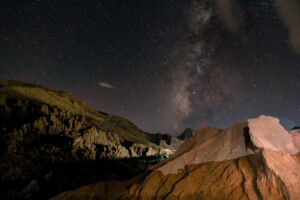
[52,116,300,200]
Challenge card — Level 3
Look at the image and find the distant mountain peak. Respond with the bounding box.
[291,126,300,130]
[177,127,195,141]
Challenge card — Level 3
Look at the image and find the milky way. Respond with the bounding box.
[167,0,300,132]
[1,0,300,134]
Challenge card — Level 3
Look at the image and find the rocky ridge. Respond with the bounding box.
[0,80,179,199]
[0,80,175,160]
[52,116,300,200]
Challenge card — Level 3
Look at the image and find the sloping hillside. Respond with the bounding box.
[0,80,178,199]
[0,80,159,147]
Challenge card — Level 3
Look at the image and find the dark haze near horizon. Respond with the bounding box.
[1,0,300,134]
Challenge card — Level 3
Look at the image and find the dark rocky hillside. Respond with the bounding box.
[0,80,179,199]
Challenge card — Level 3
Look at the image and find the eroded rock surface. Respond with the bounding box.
[52,116,300,200]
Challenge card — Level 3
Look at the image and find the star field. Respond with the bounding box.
[1,0,300,134]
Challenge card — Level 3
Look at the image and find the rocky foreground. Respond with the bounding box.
[52,116,300,200]
[0,80,182,199]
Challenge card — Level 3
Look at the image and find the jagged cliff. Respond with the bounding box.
[52,116,300,200]
[0,80,179,199]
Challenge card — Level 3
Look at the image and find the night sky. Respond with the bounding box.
[1,0,300,134]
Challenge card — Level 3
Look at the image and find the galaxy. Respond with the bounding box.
[1,0,300,134]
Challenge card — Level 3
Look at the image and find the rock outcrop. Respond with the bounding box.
[52,116,300,200]
[0,80,176,199]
